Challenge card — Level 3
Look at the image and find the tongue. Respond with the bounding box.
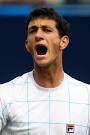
[36,45,47,55]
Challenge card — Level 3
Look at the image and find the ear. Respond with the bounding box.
[59,35,69,50]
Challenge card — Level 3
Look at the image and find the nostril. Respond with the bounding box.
[35,37,44,42]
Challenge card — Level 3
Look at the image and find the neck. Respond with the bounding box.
[33,64,64,88]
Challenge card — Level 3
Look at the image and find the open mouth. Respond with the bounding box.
[35,45,48,55]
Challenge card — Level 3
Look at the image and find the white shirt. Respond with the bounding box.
[0,71,90,135]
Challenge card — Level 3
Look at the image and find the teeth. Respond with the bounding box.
[35,45,47,55]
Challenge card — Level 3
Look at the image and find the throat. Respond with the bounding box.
[33,69,64,88]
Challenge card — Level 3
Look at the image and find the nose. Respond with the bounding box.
[35,28,44,41]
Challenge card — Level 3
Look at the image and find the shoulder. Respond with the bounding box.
[65,73,90,88]
[64,72,90,95]
[0,71,33,87]
[0,71,33,101]
[64,73,90,103]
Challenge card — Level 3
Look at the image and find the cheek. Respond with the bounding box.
[26,42,33,55]
[49,45,58,59]
[50,39,60,53]
[27,37,34,51]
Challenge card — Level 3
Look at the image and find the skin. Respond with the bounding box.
[25,18,69,88]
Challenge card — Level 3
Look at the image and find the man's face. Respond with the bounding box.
[25,18,65,67]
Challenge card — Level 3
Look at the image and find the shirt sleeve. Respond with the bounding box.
[0,86,9,132]
[86,84,90,127]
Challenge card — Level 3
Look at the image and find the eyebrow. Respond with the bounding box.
[28,25,54,30]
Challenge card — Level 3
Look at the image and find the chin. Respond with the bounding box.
[37,63,48,67]
[35,62,52,68]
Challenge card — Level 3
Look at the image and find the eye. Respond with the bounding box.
[28,27,37,34]
[43,28,52,32]
[42,26,52,33]
[28,29,36,34]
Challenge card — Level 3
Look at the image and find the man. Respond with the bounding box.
[0,7,90,135]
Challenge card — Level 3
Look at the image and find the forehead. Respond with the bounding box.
[28,18,56,28]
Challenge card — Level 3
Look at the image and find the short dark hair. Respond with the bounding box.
[25,7,70,37]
